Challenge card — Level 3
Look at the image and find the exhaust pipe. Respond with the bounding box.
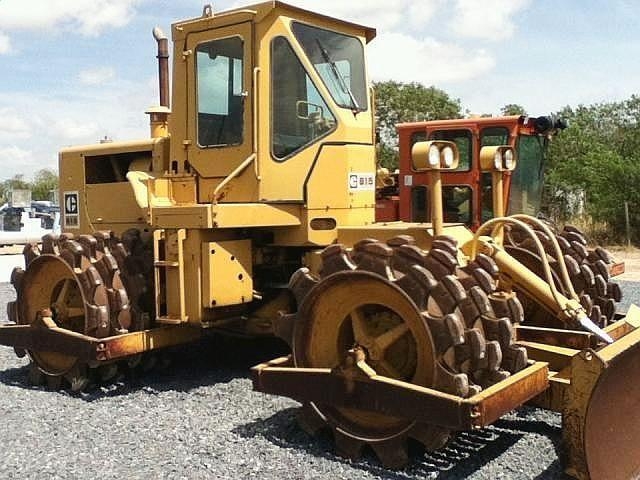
[147,27,170,138]
[153,27,170,108]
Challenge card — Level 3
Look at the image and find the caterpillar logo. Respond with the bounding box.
[63,191,79,228]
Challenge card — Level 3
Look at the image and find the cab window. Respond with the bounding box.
[429,130,472,171]
[510,135,545,215]
[411,185,472,224]
[196,36,244,147]
[271,36,336,160]
[481,127,509,147]
[480,127,509,220]
[410,131,427,149]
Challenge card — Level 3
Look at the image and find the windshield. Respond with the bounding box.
[291,22,367,112]
[509,134,545,216]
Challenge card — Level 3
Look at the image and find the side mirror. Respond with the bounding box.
[296,100,324,120]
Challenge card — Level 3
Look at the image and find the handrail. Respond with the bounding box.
[253,66,261,180]
[212,153,256,203]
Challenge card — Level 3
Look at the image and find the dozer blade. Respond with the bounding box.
[563,310,640,480]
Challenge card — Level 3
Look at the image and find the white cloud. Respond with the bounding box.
[450,0,531,41]
[0,109,32,140]
[78,66,116,86]
[0,73,155,178]
[0,146,32,163]
[369,33,495,84]
[0,146,43,177]
[275,0,442,31]
[277,0,506,85]
[0,32,10,54]
[0,0,141,36]
[53,118,100,140]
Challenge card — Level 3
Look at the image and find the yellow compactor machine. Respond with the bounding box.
[1,3,639,479]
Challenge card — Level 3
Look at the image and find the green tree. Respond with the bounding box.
[31,169,59,201]
[500,103,527,116]
[0,170,59,205]
[374,81,462,169]
[546,97,640,242]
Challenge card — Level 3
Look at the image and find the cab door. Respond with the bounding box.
[185,23,254,190]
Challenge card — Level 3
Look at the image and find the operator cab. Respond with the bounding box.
[395,115,565,229]
[169,1,377,218]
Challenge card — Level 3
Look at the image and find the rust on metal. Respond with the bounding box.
[608,261,625,277]
[96,325,201,361]
[530,372,570,413]
[515,325,593,350]
[582,340,640,479]
[465,361,549,427]
[0,322,200,363]
[517,341,579,372]
[0,324,96,360]
[252,355,472,430]
[603,317,637,341]
[252,355,549,431]
[563,323,640,479]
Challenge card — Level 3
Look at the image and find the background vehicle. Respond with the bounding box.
[376,115,567,227]
[0,191,60,246]
[377,115,622,332]
[0,3,638,479]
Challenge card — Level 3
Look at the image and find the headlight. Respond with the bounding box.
[494,151,502,170]
[428,144,441,167]
[442,146,455,168]
[504,149,515,169]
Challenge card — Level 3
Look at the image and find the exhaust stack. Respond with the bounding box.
[153,26,170,108]
[147,27,170,138]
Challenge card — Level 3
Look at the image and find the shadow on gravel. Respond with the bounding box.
[0,335,289,401]
[0,363,31,386]
[493,415,567,479]
[234,406,566,479]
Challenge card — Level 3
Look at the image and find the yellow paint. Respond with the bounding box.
[201,240,253,307]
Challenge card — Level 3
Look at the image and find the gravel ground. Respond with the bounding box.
[1,280,639,480]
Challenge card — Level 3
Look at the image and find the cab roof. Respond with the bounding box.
[173,1,376,43]
[397,116,527,132]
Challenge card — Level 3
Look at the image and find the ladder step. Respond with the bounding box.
[154,260,180,268]
[156,316,188,325]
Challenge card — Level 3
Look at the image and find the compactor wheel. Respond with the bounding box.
[386,235,528,376]
[7,232,151,391]
[108,229,155,329]
[505,224,622,329]
[284,238,517,467]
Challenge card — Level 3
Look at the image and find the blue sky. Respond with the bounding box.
[0,0,638,179]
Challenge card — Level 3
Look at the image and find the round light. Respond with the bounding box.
[504,149,515,169]
[442,146,455,168]
[428,144,441,167]
[493,151,503,170]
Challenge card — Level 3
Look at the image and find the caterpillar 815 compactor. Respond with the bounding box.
[0,3,639,478]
